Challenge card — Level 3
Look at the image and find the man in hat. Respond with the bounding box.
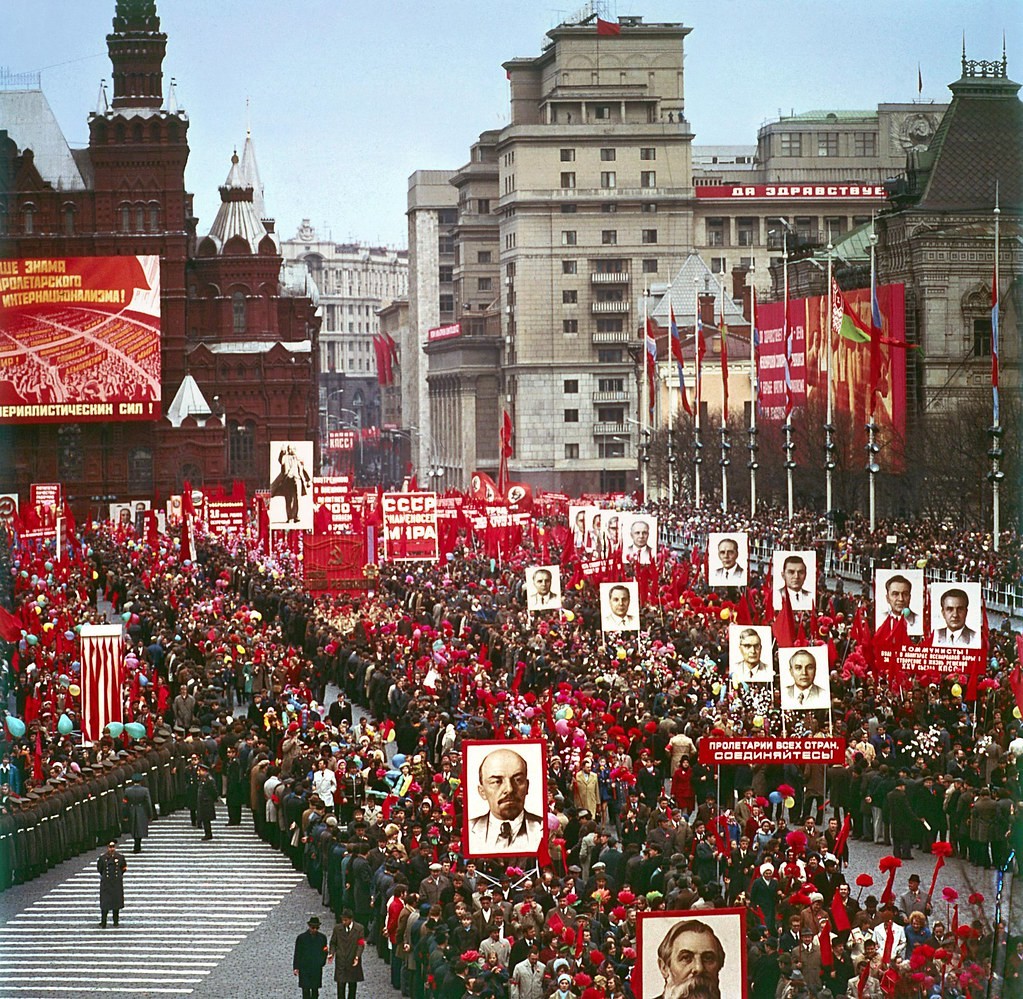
[898,874,930,922]
[329,908,366,999]
[195,762,219,842]
[294,915,329,999]
[121,773,155,854]
[96,840,127,928]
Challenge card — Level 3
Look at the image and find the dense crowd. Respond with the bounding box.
[1,500,1022,999]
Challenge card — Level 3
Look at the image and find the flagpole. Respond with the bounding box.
[666,286,675,505]
[825,244,835,521]
[694,277,702,509]
[866,222,878,532]
[718,279,729,514]
[642,288,649,503]
[991,183,1002,550]
[749,264,758,517]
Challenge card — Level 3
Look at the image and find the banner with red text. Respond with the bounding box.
[382,491,438,561]
[0,255,161,423]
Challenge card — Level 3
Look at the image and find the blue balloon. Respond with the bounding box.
[5,716,26,738]
[138,674,149,686]
[57,713,74,736]
[768,791,783,805]
[106,722,124,738]
[124,722,147,740]
[391,754,406,768]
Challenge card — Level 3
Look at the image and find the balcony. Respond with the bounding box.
[591,272,630,284]
[592,390,629,403]
[591,330,634,344]
[591,300,630,314]
[594,422,630,436]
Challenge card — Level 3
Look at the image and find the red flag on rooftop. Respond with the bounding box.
[596,17,621,35]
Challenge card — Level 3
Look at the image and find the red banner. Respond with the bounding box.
[327,430,356,451]
[699,737,846,765]
[696,183,887,200]
[877,645,984,677]
[206,500,246,537]
[304,535,369,593]
[313,477,356,534]
[382,491,438,561]
[30,483,61,508]
[0,255,161,423]
[427,322,462,343]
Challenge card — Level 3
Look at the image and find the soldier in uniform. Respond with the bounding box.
[196,761,219,841]
[97,840,127,927]
[122,772,155,853]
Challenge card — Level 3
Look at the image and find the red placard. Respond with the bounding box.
[313,477,355,535]
[382,491,438,561]
[877,645,984,677]
[699,737,846,765]
[30,483,61,507]
[304,535,369,593]
[0,255,161,423]
[206,500,246,537]
[696,183,886,200]
[327,430,356,451]
[427,322,462,342]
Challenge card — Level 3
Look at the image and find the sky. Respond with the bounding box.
[5,0,1016,249]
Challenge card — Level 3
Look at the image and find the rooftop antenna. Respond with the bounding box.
[246,96,251,137]
[95,79,108,113]
[166,77,178,114]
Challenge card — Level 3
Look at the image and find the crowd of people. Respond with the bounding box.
[1,499,1022,999]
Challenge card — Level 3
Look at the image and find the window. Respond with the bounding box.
[564,409,579,422]
[600,148,616,161]
[601,230,617,245]
[439,236,455,253]
[597,406,624,423]
[565,443,580,459]
[818,133,839,157]
[600,171,616,189]
[562,290,578,304]
[596,318,624,332]
[641,171,656,188]
[232,292,246,333]
[120,204,131,232]
[598,349,623,363]
[600,469,627,492]
[57,425,82,480]
[706,218,727,246]
[135,205,145,231]
[641,229,658,244]
[148,204,159,231]
[642,202,658,214]
[595,259,624,273]
[562,230,577,245]
[563,319,578,334]
[561,203,577,213]
[564,379,579,393]
[642,259,658,274]
[439,266,453,282]
[561,172,576,189]
[438,208,457,224]
[737,217,757,246]
[440,294,454,312]
[598,439,626,458]
[505,232,516,249]
[478,250,492,264]
[598,377,624,392]
[824,217,845,241]
[560,148,576,162]
[854,132,877,157]
[127,447,154,493]
[640,147,657,160]
[477,277,492,292]
[477,198,490,214]
[779,132,803,157]
[227,423,255,477]
[974,318,992,357]
[562,260,578,274]
[594,105,610,119]
[711,257,727,274]
[63,205,75,236]
[601,203,617,214]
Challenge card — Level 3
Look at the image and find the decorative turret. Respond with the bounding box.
[107,0,167,109]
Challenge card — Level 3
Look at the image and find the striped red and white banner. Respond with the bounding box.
[80,624,123,741]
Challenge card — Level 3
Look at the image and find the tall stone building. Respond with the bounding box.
[0,0,319,510]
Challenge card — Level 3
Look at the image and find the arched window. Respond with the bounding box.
[232,292,246,333]
[135,204,145,232]
[22,203,34,235]
[228,420,256,476]
[63,204,76,236]
[148,202,160,232]
[127,447,153,492]
[120,203,131,232]
[179,462,203,490]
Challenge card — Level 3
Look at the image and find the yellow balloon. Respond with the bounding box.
[563,707,574,720]
[575,581,585,590]
[236,644,246,655]
[753,716,764,728]
[784,796,796,809]
[617,648,627,661]
[69,683,80,697]
[1014,706,1022,720]
[916,558,928,569]
[564,610,575,622]
[951,683,963,698]
[92,571,99,580]
[711,682,721,695]
[720,608,731,621]
[387,728,396,742]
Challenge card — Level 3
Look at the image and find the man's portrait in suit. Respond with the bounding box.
[600,581,640,632]
[569,505,590,551]
[525,565,562,612]
[930,583,981,648]
[463,741,546,858]
[873,569,924,635]
[708,533,748,587]
[772,550,816,611]
[621,514,658,565]
[728,625,773,684]
[779,646,831,710]
[636,909,746,999]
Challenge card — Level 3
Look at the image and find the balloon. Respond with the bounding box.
[720,608,731,620]
[951,683,962,698]
[5,716,26,738]
[92,570,99,580]
[563,706,574,720]
[519,724,531,736]
[768,791,783,804]
[69,684,81,697]
[902,607,912,618]
[555,708,567,721]
[64,630,76,642]
[121,611,132,622]
[44,561,54,572]
[572,730,586,747]
[26,634,38,646]
[784,796,796,809]
[124,722,147,740]
[58,714,74,736]
[555,719,570,736]
[106,722,124,738]
[564,610,575,622]
[916,558,928,569]
[138,675,149,686]
[711,682,721,695]
[387,728,395,742]
[1014,706,1022,721]
[617,648,627,661]
[391,754,406,768]
[546,813,560,832]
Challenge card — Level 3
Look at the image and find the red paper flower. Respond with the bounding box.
[356,938,366,947]
[778,784,795,796]
[623,946,637,960]
[878,855,902,873]
[955,925,972,940]
[460,950,480,963]
[930,841,954,858]
[968,892,985,905]
[786,830,808,853]
[855,874,874,888]
[574,972,593,987]
[611,906,627,921]
[589,949,605,966]
[788,890,813,907]
[942,886,959,902]
[909,952,928,970]
[617,889,636,905]
[933,948,952,962]
[915,945,935,960]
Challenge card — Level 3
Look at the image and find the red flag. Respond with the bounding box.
[498,410,513,495]
[80,625,123,741]
[0,604,21,642]
[830,889,851,933]
[596,17,621,35]
[1009,648,1023,717]
[181,480,194,516]
[772,588,797,647]
[735,591,753,626]
[833,813,852,860]
[818,926,833,967]
[181,514,193,563]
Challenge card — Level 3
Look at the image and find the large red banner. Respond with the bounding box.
[0,255,161,423]
[696,183,887,200]
[382,492,438,561]
[756,283,906,439]
[80,624,123,742]
[206,501,246,537]
[304,535,369,593]
[313,477,355,534]
[699,737,846,765]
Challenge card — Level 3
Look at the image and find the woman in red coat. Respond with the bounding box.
[671,756,695,814]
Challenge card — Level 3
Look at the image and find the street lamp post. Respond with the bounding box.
[748,263,759,517]
[771,218,795,520]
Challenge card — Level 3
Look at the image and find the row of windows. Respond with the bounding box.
[776,131,877,157]
[561,259,658,275]
[560,147,657,162]
[563,378,625,393]
[559,170,657,190]
[563,406,626,423]
[559,203,658,215]
[561,229,657,245]
[564,441,627,460]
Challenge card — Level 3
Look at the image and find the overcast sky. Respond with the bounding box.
[7,1,1015,248]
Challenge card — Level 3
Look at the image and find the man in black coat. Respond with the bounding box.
[328,909,366,999]
[294,915,329,999]
[121,773,155,854]
[196,763,219,841]
[96,840,127,928]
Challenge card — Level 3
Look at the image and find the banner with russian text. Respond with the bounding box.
[0,255,161,423]
[699,736,846,765]
[206,500,246,537]
[382,491,438,561]
[313,476,356,535]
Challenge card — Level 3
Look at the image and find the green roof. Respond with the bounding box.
[779,109,877,122]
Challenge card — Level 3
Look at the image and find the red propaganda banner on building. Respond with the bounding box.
[695,183,887,200]
[0,255,161,424]
[427,322,462,343]
[382,491,438,561]
[313,477,355,534]
[206,500,246,537]
[304,535,369,593]
[756,284,906,463]
[327,430,356,451]
[699,737,846,765]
